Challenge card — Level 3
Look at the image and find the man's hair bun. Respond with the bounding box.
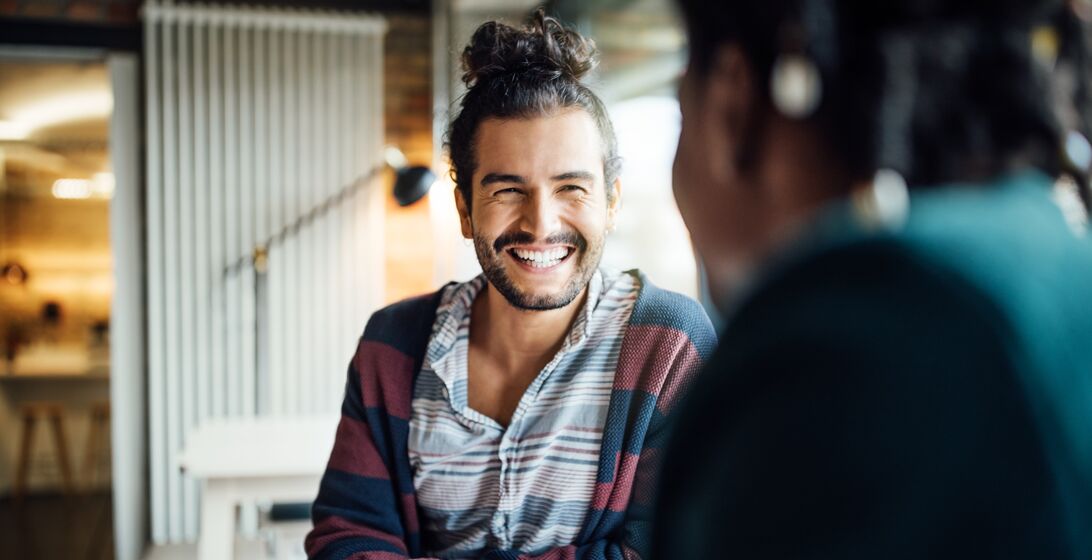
[446,9,619,209]
[460,9,598,87]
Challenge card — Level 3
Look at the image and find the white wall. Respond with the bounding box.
[602,96,698,297]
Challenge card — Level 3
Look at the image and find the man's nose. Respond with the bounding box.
[520,194,562,240]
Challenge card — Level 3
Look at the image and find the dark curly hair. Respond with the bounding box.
[445,9,621,210]
[676,0,1092,212]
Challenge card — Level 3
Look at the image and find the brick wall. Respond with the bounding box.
[0,0,140,23]
[381,13,436,303]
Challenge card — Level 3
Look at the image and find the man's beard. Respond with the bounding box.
[473,228,603,311]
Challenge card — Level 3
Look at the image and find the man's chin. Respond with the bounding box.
[491,279,584,311]
[503,289,571,311]
[509,299,569,312]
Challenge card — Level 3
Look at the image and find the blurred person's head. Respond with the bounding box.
[671,0,1092,307]
[446,10,622,311]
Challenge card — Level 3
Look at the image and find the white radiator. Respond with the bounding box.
[143,0,387,544]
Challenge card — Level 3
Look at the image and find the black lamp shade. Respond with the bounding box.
[393,166,436,207]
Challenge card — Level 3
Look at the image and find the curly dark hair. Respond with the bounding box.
[445,9,621,210]
[676,0,1092,212]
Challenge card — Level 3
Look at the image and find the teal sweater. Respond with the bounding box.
[655,171,1092,559]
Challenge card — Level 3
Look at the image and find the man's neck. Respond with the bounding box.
[469,282,589,375]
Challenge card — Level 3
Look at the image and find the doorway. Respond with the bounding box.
[0,53,117,560]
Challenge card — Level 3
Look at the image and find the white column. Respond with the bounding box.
[108,51,147,560]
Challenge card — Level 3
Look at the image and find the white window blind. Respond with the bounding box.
[143,0,386,543]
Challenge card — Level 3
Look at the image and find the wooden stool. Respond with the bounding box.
[14,401,75,502]
[82,401,111,490]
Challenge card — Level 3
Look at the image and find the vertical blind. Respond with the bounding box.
[143,1,387,543]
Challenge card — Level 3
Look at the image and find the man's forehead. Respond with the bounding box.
[473,110,605,181]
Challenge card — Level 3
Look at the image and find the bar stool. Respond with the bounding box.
[82,401,111,491]
[14,401,75,502]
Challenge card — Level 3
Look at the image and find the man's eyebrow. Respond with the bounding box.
[480,173,526,187]
[552,171,596,182]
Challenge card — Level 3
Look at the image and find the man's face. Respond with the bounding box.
[456,109,619,311]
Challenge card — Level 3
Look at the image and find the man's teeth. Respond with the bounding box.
[512,247,570,266]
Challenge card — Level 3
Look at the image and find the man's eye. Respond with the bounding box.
[495,188,522,195]
[561,185,586,193]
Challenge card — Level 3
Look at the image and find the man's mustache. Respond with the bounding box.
[493,230,588,254]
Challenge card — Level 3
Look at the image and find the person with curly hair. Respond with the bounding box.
[655,0,1092,558]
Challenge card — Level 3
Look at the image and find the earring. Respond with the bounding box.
[852,168,909,230]
[770,53,822,119]
[1064,130,1092,172]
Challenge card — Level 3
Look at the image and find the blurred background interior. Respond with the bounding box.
[0,0,699,559]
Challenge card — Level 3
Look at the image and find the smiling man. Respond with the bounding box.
[305,11,715,560]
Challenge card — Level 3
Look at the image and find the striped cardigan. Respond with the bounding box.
[306,273,716,560]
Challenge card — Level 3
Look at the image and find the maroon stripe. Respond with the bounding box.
[327,416,390,479]
[400,492,420,535]
[355,340,416,420]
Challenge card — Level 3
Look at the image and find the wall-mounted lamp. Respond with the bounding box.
[213,146,438,417]
[394,166,437,207]
[384,146,436,207]
[224,146,437,277]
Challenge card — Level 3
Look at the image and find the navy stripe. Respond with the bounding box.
[361,289,446,358]
[627,270,716,361]
[313,469,404,538]
[311,536,407,560]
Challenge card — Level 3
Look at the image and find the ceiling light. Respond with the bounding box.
[52,178,92,199]
[51,173,114,200]
[15,89,113,136]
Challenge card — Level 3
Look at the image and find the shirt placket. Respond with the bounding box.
[489,344,573,549]
[490,288,598,546]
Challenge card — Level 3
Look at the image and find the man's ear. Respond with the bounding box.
[454,187,473,239]
[607,177,622,229]
[703,43,757,184]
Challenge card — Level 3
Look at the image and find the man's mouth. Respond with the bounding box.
[507,246,574,269]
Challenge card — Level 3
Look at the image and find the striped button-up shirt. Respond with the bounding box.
[408,268,640,557]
